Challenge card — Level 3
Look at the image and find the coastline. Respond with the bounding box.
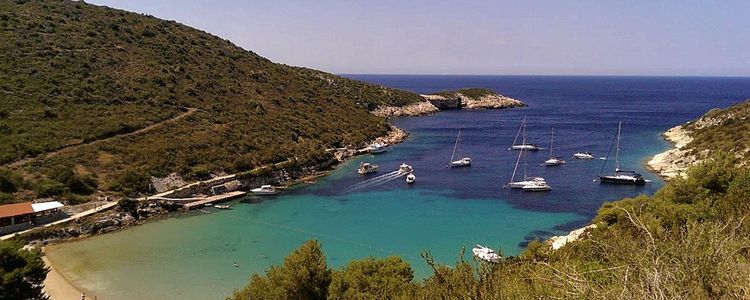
[372,92,525,118]
[645,124,695,179]
[42,252,85,300]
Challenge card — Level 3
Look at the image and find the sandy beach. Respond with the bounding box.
[43,253,85,300]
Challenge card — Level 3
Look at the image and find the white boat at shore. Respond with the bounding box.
[214,204,230,209]
[573,152,595,159]
[369,142,388,154]
[251,185,277,195]
[357,162,378,175]
[544,128,565,166]
[510,116,540,151]
[472,244,500,263]
[448,128,471,167]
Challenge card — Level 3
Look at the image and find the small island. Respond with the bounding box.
[372,88,526,118]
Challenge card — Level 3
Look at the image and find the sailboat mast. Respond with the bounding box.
[615,122,622,172]
[450,128,460,162]
[512,116,525,146]
[548,128,554,159]
[510,146,522,183]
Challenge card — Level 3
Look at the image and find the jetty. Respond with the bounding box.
[152,191,247,210]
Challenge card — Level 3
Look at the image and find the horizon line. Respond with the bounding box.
[337,73,750,78]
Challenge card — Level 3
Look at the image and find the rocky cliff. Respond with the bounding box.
[372,88,526,118]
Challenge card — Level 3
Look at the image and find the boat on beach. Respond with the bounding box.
[357,162,379,175]
[599,122,646,185]
[472,244,500,263]
[573,152,595,159]
[251,185,278,195]
[510,116,540,151]
[543,128,565,166]
[448,128,471,167]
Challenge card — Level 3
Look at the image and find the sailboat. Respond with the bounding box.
[599,122,646,185]
[544,128,565,166]
[448,128,471,167]
[507,137,546,189]
[510,116,540,151]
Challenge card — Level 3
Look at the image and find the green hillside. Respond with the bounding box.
[683,100,750,160]
[0,0,423,203]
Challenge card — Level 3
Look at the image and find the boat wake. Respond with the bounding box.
[344,170,406,193]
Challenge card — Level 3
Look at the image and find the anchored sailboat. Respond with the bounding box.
[598,122,646,185]
[507,140,546,188]
[510,116,540,151]
[544,128,565,166]
[448,128,471,167]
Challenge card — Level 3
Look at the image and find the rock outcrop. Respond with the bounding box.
[646,125,700,179]
[548,224,598,250]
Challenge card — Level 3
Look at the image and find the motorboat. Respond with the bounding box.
[448,128,472,168]
[510,116,540,151]
[406,173,416,184]
[369,142,388,154]
[599,122,646,185]
[472,244,500,263]
[522,181,552,192]
[573,152,595,159]
[399,163,413,174]
[214,204,230,209]
[251,185,277,195]
[544,128,565,166]
[450,157,472,167]
[357,162,378,175]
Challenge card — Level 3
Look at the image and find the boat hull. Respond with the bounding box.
[511,145,540,151]
[599,176,646,185]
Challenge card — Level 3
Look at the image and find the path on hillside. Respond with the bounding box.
[5,107,198,168]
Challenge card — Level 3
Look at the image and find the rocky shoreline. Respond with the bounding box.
[372,91,526,118]
[645,125,698,179]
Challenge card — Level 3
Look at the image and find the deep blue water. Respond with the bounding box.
[48,75,750,300]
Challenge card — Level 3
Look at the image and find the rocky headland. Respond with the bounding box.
[372,88,526,118]
[646,124,698,179]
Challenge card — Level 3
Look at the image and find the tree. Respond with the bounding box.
[0,240,49,300]
[328,256,415,299]
[230,240,331,300]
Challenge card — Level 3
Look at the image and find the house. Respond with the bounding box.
[0,201,65,235]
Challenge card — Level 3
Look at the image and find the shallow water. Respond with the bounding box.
[47,75,750,300]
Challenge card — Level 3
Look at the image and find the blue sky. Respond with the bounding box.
[89,0,750,76]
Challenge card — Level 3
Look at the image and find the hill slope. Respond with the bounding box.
[648,99,750,178]
[0,0,424,202]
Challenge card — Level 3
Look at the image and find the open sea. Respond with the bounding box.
[46,75,750,300]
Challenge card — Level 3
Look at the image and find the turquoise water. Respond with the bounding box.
[47,75,750,299]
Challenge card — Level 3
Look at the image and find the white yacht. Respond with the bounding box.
[357,162,378,175]
[573,152,595,160]
[544,128,565,166]
[251,185,277,195]
[448,128,471,167]
[472,245,500,263]
[522,181,552,192]
[406,173,416,184]
[507,143,545,189]
[399,163,413,174]
[369,142,388,154]
[510,116,540,151]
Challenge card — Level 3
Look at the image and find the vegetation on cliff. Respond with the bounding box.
[231,154,750,299]
[682,100,750,161]
[434,88,497,99]
[0,0,423,204]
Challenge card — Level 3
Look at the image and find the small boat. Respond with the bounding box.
[251,185,278,195]
[214,204,230,209]
[399,163,413,174]
[406,173,416,184]
[599,122,646,185]
[573,152,595,159]
[508,177,546,189]
[357,162,379,175]
[544,128,565,166]
[510,116,540,151]
[448,128,471,168]
[522,181,552,192]
[369,142,388,154]
[472,245,500,263]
